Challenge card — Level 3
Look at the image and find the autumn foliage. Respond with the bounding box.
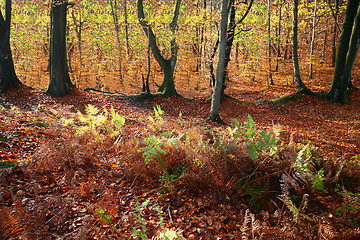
[0,84,359,239]
[1,0,360,239]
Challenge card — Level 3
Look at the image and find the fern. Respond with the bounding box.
[138,135,170,182]
[74,105,125,142]
[132,199,183,240]
[231,114,280,161]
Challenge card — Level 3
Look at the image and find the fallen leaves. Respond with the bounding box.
[0,83,360,238]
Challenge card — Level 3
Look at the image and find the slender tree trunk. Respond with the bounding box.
[321,28,327,59]
[328,0,360,103]
[267,0,273,85]
[222,2,236,95]
[124,0,130,57]
[292,0,312,93]
[309,0,317,79]
[47,0,73,97]
[275,4,282,72]
[332,0,340,67]
[110,0,123,82]
[0,0,21,93]
[210,0,229,122]
[71,2,83,86]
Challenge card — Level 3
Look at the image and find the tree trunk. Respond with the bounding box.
[137,0,181,97]
[47,0,73,97]
[292,0,311,93]
[0,0,21,93]
[327,0,360,103]
[309,0,317,79]
[332,0,340,67]
[222,2,236,95]
[343,4,360,88]
[110,0,123,82]
[210,0,229,122]
[124,0,130,57]
[267,0,273,85]
[275,3,282,72]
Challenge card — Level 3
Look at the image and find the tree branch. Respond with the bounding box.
[137,0,166,66]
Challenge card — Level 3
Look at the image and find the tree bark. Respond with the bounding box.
[210,0,229,122]
[267,0,273,85]
[292,0,312,94]
[327,0,360,103]
[124,0,130,57]
[275,3,282,72]
[343,4,360,89]
[222,1,236,94]
[47,0,73,97]
[309,0,317,79]
[0,0,21,93]
[110,0,123,82]
[137,0,181,97]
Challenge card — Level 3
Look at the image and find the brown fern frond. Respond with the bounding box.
[318,222,336,240]
[0,206,27,239]
[279,172,304,195]
[250,211,262,239]
[242,209,252,240]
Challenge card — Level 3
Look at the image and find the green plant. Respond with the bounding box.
[132,199,184,240]
[293,143,327,192]
[311,168,326,192]
[0,161,16,169]
[148,105,165,132]
[75,104,125,141]
[132,199,150,240]
[97,208,111,223]
[235,177,264,208]
[335,188,360,224]
[138,134,170,182]
[231,114,280,161]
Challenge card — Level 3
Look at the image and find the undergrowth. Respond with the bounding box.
[1,104,360,239]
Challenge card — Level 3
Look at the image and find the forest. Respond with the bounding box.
[1,0,360,239]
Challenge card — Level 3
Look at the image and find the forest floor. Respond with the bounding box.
[1,67,360,239]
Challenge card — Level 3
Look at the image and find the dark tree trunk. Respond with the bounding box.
[210,0,229,122]
[267,0,273,85]
[343,5,360,89]
[47,0,73,97]
[222,2,236,95]
[292,0,312,94]
[327,0,360,103]
[209,0,253,88]
[332,0,340,67]
[0,0,21,93]
[137,0,181,97]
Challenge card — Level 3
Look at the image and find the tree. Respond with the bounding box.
[137,0,181,97]
[47,0,74,97]
[209,0,254,91]
[0,0,21,93]
[210,0,229,122]
[309,0,318,79]
[267,0,273,85]
[292,0,312,94]
[327,0,360,103]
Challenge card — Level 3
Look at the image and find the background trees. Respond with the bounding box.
[0,0,21,93]
[2,0,359,106]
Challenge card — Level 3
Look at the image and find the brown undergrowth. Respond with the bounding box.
[0,85,360,239]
